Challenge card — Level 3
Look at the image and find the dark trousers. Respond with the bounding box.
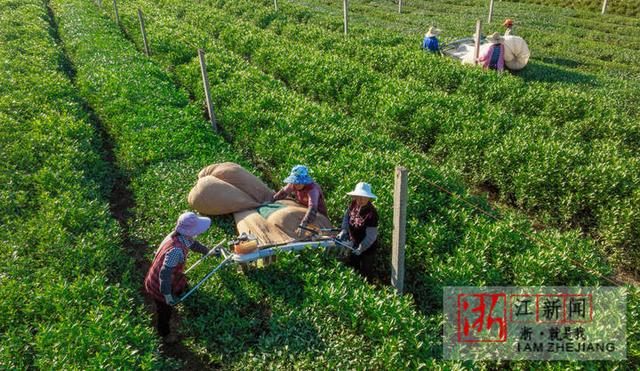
[155,299,173,337]
[347,245,377,282]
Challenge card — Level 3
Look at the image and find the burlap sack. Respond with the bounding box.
[198,162,274,203]
[233,209,294,246]
[267,200,332,237]
[198,163,223,178]
[188,176,260,215]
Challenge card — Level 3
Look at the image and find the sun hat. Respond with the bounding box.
[175,211,211,237]
[283,165,314,185]
[425,26,441,38]
[347,182,377,199]
[487,32,504,44]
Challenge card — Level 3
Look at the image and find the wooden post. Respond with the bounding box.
[137,9,150,56]
[343,0,349,35]
[391,166,408,295]
[488,0,495,23]
[601,0,608,15]
[474,20,482,65]
[112,0,120,25]
[274,0,278,11]
[198,49,219,133]
[398,0,402,14]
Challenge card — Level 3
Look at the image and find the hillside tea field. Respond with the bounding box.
[2,0,639,368]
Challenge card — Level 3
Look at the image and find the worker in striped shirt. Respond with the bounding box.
[144,212,219,344]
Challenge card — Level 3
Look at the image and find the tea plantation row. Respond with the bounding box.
[109,0,639,273]
[108,0,612,296]
[0,0,162,368]
[231,0,640,116]
[508,0,640,17]
[212,0,640,139]
[50,0,447,367]
[92,0,639,366]
[280,0,640,79]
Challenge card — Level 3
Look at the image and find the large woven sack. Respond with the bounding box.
[233,209,294,246]
[198,162,274,203]
[503,36,530,71]
[267,200,332,237]
[188,176,260,215]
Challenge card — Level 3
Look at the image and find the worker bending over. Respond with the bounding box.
[273,165,327,232]
[338,182,379,282]
[422,26,442,53]
[479,32,505,72]
[144,212,218,343]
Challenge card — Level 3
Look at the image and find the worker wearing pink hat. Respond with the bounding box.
[144,212,218,343]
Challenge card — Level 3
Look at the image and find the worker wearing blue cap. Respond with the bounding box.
[273,165,327,231]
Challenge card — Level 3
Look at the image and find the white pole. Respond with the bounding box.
[198,49,219,133]
[274,0,278,11]
[474,20,482,65]
[343,0,349,35]
[399,0,402,14]
[488,0,495,23]
[601,0,608,15]
[391,166,408,295]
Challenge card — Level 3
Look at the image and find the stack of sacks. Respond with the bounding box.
[188,162,275,215]
[188,163,332,244]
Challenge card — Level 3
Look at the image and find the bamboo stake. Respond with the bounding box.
[391,166,408,295]
[198,49,219,132]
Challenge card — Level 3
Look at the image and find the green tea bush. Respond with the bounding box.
[107,0,611,297]
[101,2,637,365]
[50,0,444,367]
[267,0,640,76]
[0,0,161,368]
[117,0,639,273]
[509,0,640,18]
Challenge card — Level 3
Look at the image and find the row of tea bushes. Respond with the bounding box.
[50,0,444,367]
[0,0,162,368]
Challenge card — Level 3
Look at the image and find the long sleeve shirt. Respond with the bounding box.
[273,182,327,224]
[479,44,505,72]
[341,201,379,252]
[159,234,208,295]
[422,36,439,53]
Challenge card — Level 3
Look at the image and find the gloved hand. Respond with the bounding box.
[296,222,308,237]
[336,229,349,241]
[353,245,365,256]
[209,246,221,258]
[164,294,177,306]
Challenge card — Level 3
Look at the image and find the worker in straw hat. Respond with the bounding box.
[337,182,380,281]
[273,165,328,233]
[422,26,442,53]
[479,32,506,72]
[144,211,219,344]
